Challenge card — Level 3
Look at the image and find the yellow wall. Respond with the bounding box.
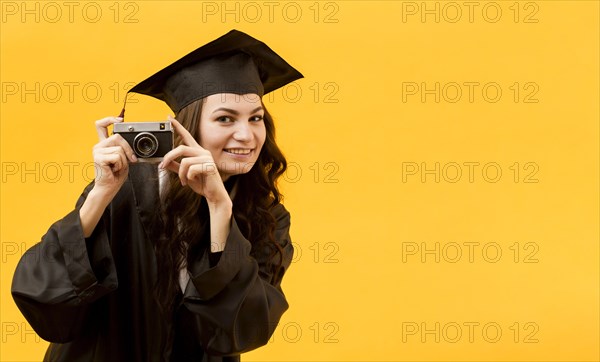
[1,1,598,361]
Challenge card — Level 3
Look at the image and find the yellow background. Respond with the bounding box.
[1,0,598,361]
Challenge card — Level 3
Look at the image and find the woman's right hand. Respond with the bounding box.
[80,116,138,238]
[92,116,138,197]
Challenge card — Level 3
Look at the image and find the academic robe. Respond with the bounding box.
[11,162,294,362]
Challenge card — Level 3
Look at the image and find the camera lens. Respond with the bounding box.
[133,132,159,157]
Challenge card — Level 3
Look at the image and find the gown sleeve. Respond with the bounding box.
[10,182,118,343]
[181,203,294,356]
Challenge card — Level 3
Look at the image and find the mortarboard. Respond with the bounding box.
[122,29,303,115]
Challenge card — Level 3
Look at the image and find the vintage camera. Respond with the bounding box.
[113,121,173,161]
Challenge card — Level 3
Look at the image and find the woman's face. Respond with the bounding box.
[198,93,266,181]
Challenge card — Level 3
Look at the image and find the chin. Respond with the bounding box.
[219,161,257,177]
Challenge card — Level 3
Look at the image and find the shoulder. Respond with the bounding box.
[269,202,291,227]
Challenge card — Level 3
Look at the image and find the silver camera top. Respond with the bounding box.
[113,121,173,133]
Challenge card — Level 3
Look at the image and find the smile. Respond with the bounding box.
[223,148,253,155]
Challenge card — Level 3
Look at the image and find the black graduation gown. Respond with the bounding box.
[11,163,294,362]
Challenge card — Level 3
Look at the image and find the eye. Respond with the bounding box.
[216,116,233,123]
[250,115,264,122]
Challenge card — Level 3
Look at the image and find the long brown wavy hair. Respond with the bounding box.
[154,97,287,317]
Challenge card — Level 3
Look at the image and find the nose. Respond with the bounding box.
[233,121,253,142]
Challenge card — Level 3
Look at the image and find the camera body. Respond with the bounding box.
[113,121,173,162]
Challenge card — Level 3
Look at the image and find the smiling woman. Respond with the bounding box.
[11,30,303,362]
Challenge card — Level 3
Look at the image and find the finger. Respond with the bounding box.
[95,147,129,172]
[95,138,136,163]
[169,116,201,148]
[97,135,137,162]
[187,162,219,181]
[160,145,202,170]
[181,157,219,177]
[97,152,126,173]
[95,146,124,155]
[95,116,124,141]
[181,157,219,187]
[163,160,180,175]
[178,156,203,186]
[179,159,188,186]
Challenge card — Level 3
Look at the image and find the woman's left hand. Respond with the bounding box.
[159,116,230,206]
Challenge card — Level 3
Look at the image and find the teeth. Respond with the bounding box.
[225,148,251,155]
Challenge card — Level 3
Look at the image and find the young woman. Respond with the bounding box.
[11,30,303,362]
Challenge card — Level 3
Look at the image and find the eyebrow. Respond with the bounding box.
[212,106,263,115]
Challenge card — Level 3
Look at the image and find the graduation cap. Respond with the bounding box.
[121,29,303,116]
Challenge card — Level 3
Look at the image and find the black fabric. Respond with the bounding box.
[11,163,294,361]
[128,29,304,113]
